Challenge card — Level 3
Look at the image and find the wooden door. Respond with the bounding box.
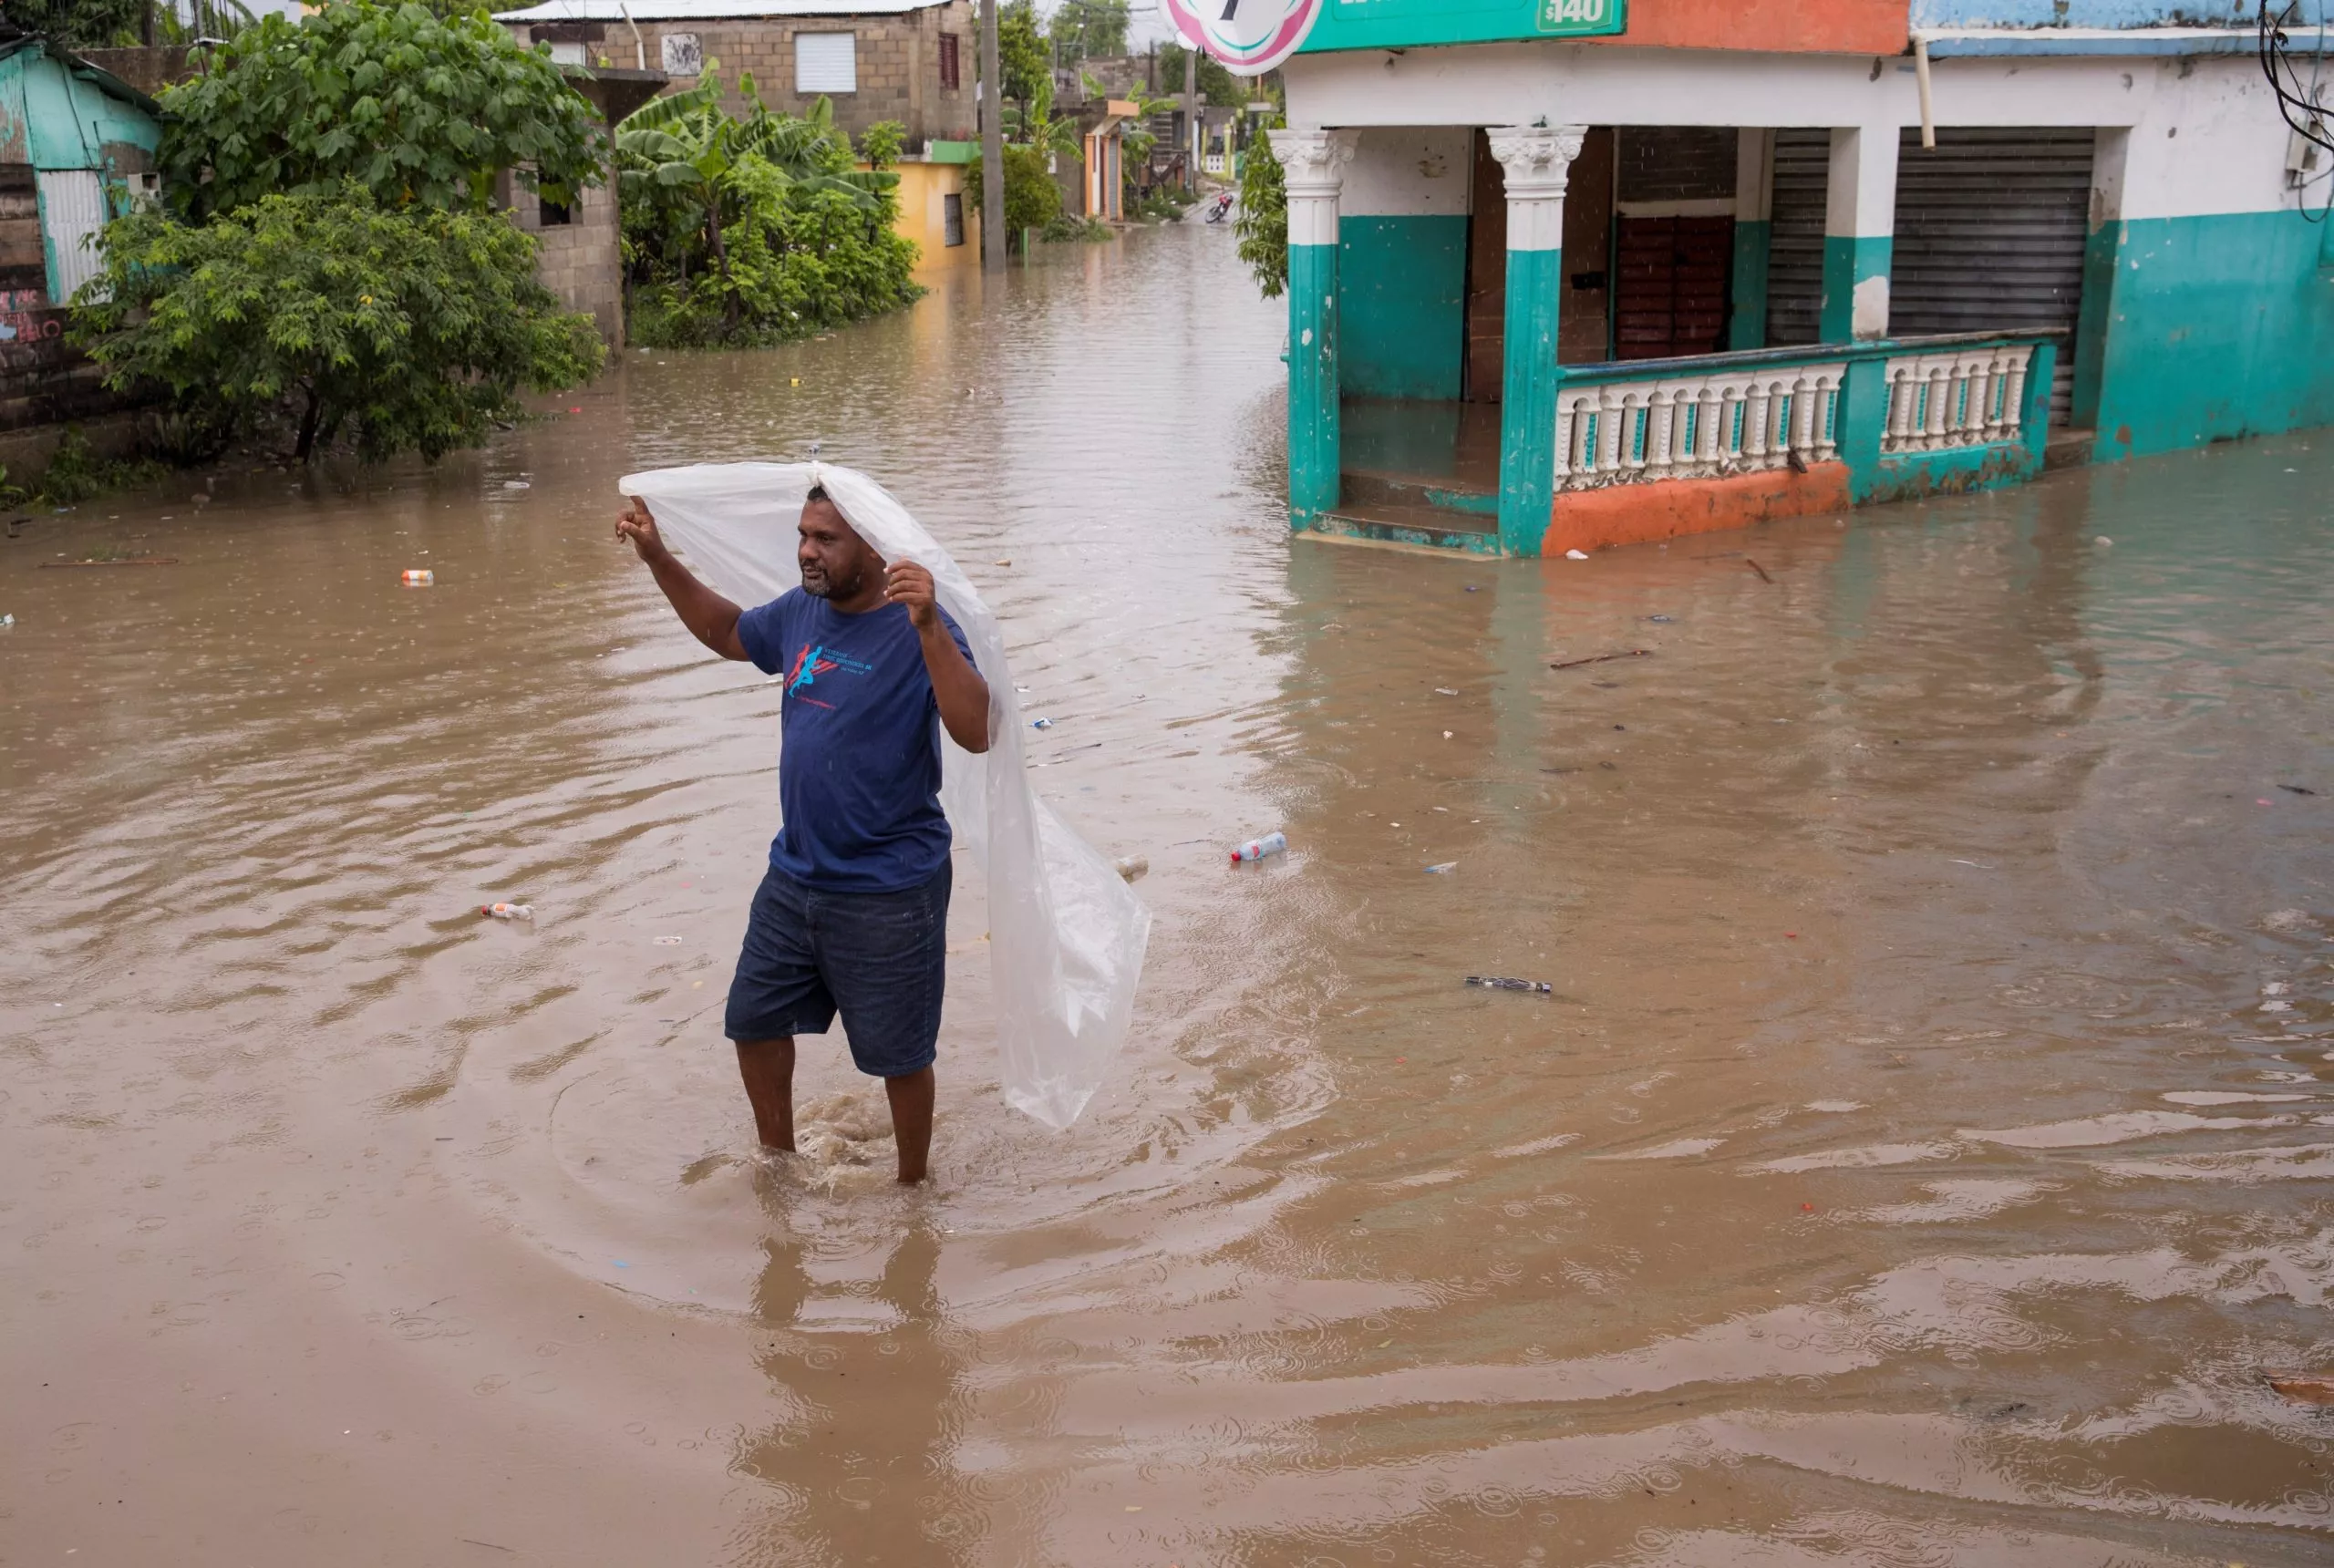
[1462,129,1508,403]
[1557,127,1615,365]
[1615,214,1735,360]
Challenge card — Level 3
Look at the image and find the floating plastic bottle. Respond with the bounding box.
[402,569,434,586]
[480,903,533,921]
[1231,832,1288,864]
[1467,975,1551,994]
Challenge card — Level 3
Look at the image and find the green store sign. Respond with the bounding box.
[1299,0,1627,54]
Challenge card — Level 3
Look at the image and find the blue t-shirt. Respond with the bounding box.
[737,590,973,893]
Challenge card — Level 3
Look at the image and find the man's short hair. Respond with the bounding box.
[805,484,831,504]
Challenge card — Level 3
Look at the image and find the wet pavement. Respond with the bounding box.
[5,222,2334,1566]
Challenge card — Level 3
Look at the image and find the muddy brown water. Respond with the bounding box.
[6,224,2334,1565]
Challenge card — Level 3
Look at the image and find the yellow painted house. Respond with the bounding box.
[873,141,980,272]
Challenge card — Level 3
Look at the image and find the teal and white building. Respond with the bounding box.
[1216,1,2334,556]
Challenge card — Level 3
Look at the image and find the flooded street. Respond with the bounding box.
[7,221,2334,1565]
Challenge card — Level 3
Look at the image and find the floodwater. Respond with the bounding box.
[5,222,2334,1567]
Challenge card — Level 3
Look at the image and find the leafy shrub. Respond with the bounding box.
[1040,213,1110,243]
[1236,122,1288,299]
[158,1,606,219]
[617,80,923,348]
[74,187,606,463]
[859,120,905,170]
[963,144,1061,242]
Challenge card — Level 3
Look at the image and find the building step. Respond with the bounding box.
[2044,426,2095,470]
[1306,499,1502,554]
[1339,469,1502,518]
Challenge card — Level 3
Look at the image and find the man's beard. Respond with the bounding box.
[801,562,862,600]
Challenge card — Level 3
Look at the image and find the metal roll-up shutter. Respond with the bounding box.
[1764,129,1830,346]
[1889,127,2094,422]
[794,32,857,95]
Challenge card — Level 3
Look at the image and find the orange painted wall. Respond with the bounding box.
[1543,463,1854,556]
[1594,0,1910,56]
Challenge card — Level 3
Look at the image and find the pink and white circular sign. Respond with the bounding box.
[1157,0,1323,77]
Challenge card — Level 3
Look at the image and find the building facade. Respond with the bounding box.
[1260,1,2334,557]
[498,0,978,150]
[0,36,161,448]
[886,143,981,269]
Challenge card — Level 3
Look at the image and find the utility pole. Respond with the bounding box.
[980,0,1007,272]
[1179,44,1197,191]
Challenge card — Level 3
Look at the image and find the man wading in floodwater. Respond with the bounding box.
[616,487,990,1184]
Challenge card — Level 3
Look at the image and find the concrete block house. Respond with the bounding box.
[497,67,667,347]
[1224,0,2334,557]
[0,35,161,454]
[499,0,979,150]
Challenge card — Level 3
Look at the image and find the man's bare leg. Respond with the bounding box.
[884,1067,935,1185]
[737,1037,797,1152]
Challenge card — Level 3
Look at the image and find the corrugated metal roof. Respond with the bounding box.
[495,0,938,20]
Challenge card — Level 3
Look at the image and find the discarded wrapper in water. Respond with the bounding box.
[1467,975,1553,994]
[1425,862,1458,874]
[1113,855,1149,883]
[401,569,434,586]
[480,903,533,921]
[1031,717,1054,730]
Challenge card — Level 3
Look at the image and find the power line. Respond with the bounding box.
[2259,1,2334,221]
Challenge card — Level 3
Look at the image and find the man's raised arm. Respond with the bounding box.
[616,500,749,662]
[884,560,992,754]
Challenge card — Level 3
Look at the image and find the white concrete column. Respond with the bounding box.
[1485,123,1587,252]
[1270,126,1358,249]
[1823,125,1899,341]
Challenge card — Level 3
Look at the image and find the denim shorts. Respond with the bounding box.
[724,861,951,1078]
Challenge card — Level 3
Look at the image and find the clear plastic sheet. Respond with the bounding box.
[618,462,1149,1130]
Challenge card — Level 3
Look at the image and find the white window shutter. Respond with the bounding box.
[794,33,856,95]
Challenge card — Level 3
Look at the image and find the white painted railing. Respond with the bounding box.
[1555,362,1848,490]
[1881,345,2031,455]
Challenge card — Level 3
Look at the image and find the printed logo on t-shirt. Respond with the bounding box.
[785,642,874,708]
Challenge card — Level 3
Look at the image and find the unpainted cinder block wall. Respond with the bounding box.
[544,3,978,149]
[507,173,625,347]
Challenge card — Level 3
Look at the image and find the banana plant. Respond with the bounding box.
[1004,76,1082,164]
[617,75,891,302]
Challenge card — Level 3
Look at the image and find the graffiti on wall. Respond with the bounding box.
[0,287,57,343]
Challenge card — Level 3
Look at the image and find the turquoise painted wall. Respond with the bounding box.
[1338,215,1469,402]
[2089,209,2334,461]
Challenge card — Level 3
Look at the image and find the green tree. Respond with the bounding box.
[1047,0,1129,62]
[1158,42,1244,105]
[5,0,147,47]
[157,1,606,220]
[73,187,605,464]
[997,0,1050,113]
[1235,119,1287,298]
[963,144,1061,242]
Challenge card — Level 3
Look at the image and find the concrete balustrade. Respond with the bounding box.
[1881,345,2033,455]
[1557,363,1846,490]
